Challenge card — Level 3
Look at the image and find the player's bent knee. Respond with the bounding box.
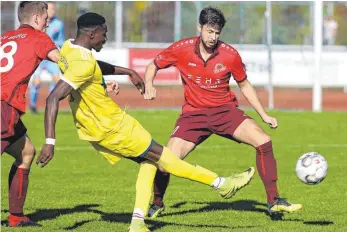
[262,133,271,144]
[167,138,194,159]
[18,144,36,168]
[167,145,186,159]
[23,142,36,159]
[254,132,271,147]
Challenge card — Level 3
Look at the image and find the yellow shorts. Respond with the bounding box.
[90,113,152,165]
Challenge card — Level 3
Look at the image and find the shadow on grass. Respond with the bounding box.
[1,204,258,231]
[167,200,334,226]
[1,200,334,230]
[166,200,268,217]
[303,221,334,226]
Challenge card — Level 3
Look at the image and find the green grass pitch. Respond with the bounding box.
[1,110,347,231]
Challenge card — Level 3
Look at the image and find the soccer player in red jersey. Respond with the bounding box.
[144,6,302,217]
[1,1,60,227]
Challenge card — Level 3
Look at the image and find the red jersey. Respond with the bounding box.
[1,25,56,113]
[154,36,247,112]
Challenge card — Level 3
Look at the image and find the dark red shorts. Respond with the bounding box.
[170,104,251,145]
[1,101,27,154]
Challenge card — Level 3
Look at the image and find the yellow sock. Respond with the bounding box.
[133,161,157,219]
[156,147,218,185]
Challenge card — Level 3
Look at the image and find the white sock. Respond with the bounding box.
[131,208,145,222]
[211,177,226,190]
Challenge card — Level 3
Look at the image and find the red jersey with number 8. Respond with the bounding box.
[0,25,56,113]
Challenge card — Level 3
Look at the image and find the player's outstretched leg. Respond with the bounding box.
[130,142,254,231]
[148,165,255,219]
[147,143,255,199]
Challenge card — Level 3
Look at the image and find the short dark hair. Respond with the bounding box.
[18,1,48,23]
[199,6,226,30]
[77,12,106,29]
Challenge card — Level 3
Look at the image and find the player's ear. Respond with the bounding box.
[33,14,39,26]
[89,31,94,39]
[197,24,202,33]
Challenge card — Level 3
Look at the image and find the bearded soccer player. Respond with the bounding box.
[144,6,302,217]
[36,12,255,232]
[1,1,60,227]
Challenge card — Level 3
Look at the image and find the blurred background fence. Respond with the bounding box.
[3,1,347,45]
[1,1,347,111]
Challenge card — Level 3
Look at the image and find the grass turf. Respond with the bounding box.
[1,110,347,231]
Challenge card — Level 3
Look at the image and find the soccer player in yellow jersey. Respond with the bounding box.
[37,13,255,232]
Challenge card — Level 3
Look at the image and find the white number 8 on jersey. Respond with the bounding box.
[0,41,18,73]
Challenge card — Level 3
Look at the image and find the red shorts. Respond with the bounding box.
[1,101,27,154]
[170,104,251,145]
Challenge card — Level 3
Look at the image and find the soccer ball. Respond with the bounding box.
[295,152,328,184]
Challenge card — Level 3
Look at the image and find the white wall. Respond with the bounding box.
[240,50,347,87]
[40,47,347,87]
[92,48,129,82]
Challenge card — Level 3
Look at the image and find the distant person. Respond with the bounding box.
[323,16,338,45]
[29,2,64,114]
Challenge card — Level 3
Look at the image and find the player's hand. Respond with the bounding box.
[36,144,55,168]
[106,80,120,95]
[262,115,278,129]
[144,84,156,100]
[129,71,145,95]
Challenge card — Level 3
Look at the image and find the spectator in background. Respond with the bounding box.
[29,2,64,114]
[323,15,338,45]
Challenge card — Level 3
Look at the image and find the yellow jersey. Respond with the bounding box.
[58,40,125,141]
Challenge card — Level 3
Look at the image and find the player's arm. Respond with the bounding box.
[97,60,145,94]
[143,61,159,100]
[144,61,159,86]
[230,53,277,129]
[36,80,73,167]
[144,43,178,100]
[36,32,60,62]
[47,49,61,63]
[37,59,94,167]
[237,79,267,119]
[238,79,278,129]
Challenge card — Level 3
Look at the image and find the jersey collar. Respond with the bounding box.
[194,37,220,61]
[68,39,92,53]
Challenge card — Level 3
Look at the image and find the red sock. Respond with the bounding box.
[256,141,279,204]
[8,164,30,216]
[153,170,170,206]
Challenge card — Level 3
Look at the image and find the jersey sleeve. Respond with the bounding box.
[60,59,95,90]
[153,43,179,69]
[35,32,57,60]
[230,52,247,82]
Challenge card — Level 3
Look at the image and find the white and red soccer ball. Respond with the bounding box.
[295,152,328,185]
